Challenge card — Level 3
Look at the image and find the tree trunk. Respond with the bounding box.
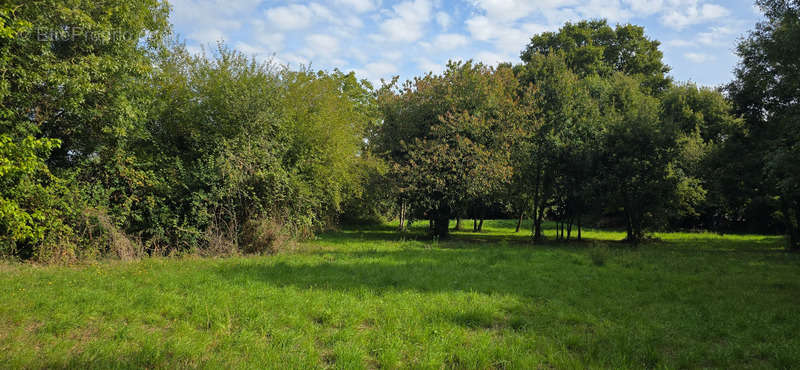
[531,165,542,242]
[566,218,572,241]
[473,218,478,232]
[398,201,406,231]
[434,206,451,239]
[577,216,582,241]
[534,200,545,242]
[625,210,634,243]
[555,220,560,240]
[515,211,523,233]
[478,219,484,232]
[455,217,462,231]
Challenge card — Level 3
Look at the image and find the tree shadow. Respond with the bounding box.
[215,245,586,297]
[319,222,789,253]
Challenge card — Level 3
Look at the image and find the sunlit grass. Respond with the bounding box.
[1,221,798,368]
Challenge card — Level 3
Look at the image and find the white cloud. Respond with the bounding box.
[382,50,404,61]
[306,34,341,57]
[335,0,377,13]
[465,16,497,42]
[169,0,746,90]
[169,0,261,45]
[436,12,452,30]
[469,0,551,22]
[430,33,470,50]
[475,51,513,67]
[416,57,444,75]
[662,3,730,30]
[575,0,632,23]
[623,0,665,15]
[274,52,310,67]
[665,23,742,49]
[354,62,399,85]
[697,25,738,46]
[466,16,549,55]
[189,28,226,44]
[254,32,285,49]
[378,0,433,42]
[235,41,275,61]
[664,39,695,48]
[685,52,715,63]
[266,4,313,30]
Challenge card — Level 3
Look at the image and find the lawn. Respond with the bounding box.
[1,221,799,368]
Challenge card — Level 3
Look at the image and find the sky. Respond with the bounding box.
[167,0,764,87]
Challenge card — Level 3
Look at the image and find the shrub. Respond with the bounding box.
[239,218,292,255]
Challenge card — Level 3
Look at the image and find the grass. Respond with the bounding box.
[1,220,799,368]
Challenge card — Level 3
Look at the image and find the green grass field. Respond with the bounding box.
[2,220,799,369]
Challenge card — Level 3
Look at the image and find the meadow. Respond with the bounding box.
[2,220,799,369]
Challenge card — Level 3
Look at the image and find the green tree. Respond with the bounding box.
[521,19,671,93]
[375,61,515,238]
[594,74,678,243]
[514,53,601,242]
[727,0,800,248]
[660,84,743,230]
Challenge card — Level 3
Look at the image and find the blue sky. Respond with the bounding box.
[167,0,763,87]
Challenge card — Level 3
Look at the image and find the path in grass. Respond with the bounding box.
[1,221,798,368]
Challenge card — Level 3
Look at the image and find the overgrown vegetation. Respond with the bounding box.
[1,0,799,263]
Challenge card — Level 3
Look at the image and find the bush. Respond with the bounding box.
[239,218,292,255]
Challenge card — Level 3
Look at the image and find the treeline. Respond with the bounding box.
[372,3,799,248]
[373,29,733,242]
[1,0,798,261]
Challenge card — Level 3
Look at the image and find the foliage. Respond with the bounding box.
[594,73,679,242]
[727,0,800,248]
[1,1,376,258]
[375,61,516,238]
[141,45,374,252]
[521,19,672,93]
[660,84,743,229]
[513,53,601,241]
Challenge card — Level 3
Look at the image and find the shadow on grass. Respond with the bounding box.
[215,246,587,297]
[215,238,796,300]
[320,221,789,254]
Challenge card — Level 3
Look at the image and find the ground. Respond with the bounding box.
[1,220,799,369]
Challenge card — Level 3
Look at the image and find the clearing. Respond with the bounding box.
[1,221,798,368]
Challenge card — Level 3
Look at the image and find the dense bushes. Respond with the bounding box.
[0,1,375,260]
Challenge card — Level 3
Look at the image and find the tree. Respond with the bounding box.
[593,73,679,243]
[375,61,516,238]
[660,84,743,230]
[521,19,671,93]
[513,53,601,242]
[726,0,800,248]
